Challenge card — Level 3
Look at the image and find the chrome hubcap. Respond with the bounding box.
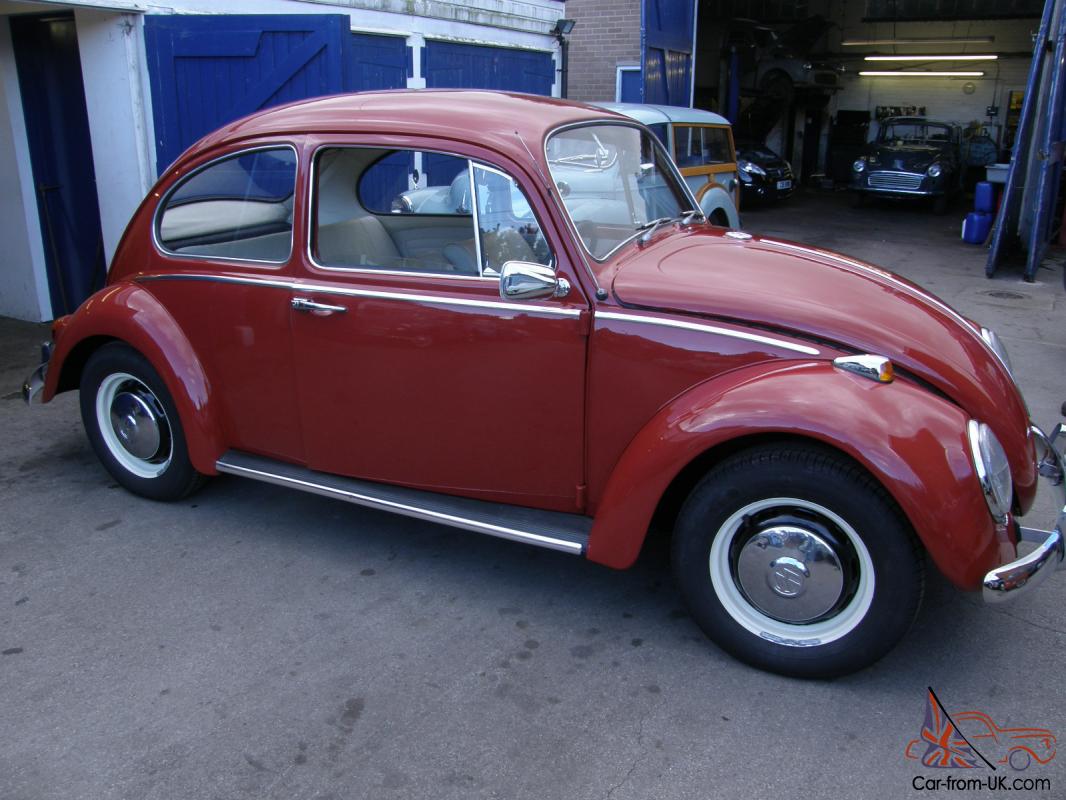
[736,525,844,623]
[109,391,162,460]
[709,498,875,647]
[95,373,173,479]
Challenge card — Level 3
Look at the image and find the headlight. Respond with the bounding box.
[852,158,866,172]
[980,327,1013,377]
[927,163,942,178]
[739,159,766,177]
[968,420,1013,522]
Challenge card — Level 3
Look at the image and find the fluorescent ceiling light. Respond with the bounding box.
[843,37,995,46]
[864,54,998,61]
[859,70,986,77]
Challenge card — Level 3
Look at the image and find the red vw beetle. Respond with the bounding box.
[22,91,1065,677]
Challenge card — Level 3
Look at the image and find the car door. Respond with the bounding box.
[289,140,589,513]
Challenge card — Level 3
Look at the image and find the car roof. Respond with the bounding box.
[185,90,626,165]
[595,102,731,127]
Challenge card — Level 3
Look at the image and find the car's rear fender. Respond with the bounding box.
[44,282,224,475]
[587,360,1006,590]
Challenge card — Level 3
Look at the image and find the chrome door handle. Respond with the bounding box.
[292,297,347,314]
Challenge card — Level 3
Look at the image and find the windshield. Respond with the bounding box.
[878,121,953,145]
[546,123,694,260]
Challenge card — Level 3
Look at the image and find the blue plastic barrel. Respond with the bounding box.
[974,181,995,214]
[962,211,993,244]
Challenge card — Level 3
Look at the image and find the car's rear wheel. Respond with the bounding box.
[672,444,924,678]
[80,343,205,500]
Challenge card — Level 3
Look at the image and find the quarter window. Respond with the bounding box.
[157,147,296,262]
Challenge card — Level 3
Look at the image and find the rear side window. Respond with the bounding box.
[157,147,297,263]
[672,125,734,167]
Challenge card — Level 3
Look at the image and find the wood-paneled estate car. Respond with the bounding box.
[23,91,1065,677]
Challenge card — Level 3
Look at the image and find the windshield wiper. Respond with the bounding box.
[679,209,705,227]
[637,216,676,244]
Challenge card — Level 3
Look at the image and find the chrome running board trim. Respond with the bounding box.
[215,450,590,555]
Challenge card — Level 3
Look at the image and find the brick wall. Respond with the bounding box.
[564,0,642,102]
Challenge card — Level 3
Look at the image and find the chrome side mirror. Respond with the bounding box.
[499,261,570,301]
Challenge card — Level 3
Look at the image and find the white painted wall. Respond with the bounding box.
[829,11,1035,141]
[75,8,157,268]
[0,23,51,322]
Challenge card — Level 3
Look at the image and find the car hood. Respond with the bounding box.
[866,143,944,170]
[610,227,1034,495]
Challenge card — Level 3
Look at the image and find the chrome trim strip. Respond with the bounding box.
[596,310,820,355]
[857,186,935,197]
[134,273,581,317]
[305,284,582,316]
[136,273,294,290]
[468,160,485,275]
[151,143,299,268]
[216,456,586,555]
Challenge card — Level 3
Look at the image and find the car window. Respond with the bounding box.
[471,163,552,275]
[546,123,693,260]
[314,147,549,278]
[673,125,734,167]
[879,122,952,144]
[157,147,296,263]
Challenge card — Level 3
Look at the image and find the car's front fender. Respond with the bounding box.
[587,361,1008,590]
[696,183,740,229]
[43,282,225,475]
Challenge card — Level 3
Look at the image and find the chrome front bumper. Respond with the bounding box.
[21,341,52,405]
[982,423,1066,603]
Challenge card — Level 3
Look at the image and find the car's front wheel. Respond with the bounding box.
[80,343,205,500]
[672,444,924,678]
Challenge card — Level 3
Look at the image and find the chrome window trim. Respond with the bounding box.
[596,310,820,356]
[305,144,555,281]
[543,119,702,264]
[468,159,485,275]
[134,273,581,318]
[152,143,299,268]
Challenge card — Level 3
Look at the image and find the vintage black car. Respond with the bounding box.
[736,140,794,204]
[851,117,961,213]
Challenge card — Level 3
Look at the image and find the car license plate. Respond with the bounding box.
[776,180,792,190]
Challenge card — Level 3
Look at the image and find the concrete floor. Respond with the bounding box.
[2,190,1064,799]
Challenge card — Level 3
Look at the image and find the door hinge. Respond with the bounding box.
[575,483,587,511]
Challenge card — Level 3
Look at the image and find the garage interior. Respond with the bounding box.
[689,0,1056,281]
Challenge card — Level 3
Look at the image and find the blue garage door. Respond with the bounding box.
[641,0,695,107]
[145,16,408,172]
[422,40,554,185]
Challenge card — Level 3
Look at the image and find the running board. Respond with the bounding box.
[215,451,591,556]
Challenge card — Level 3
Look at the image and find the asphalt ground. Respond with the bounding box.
[2,189,1064,799]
